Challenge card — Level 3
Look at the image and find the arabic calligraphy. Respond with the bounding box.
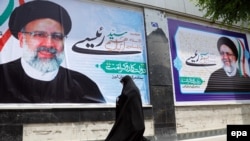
[108,32,127,40]
[105,38,127,51]
[186,50,216,66]
[73,27,105,48]
[72,27,143,55]
[105,37,142,52]
[180,76,204,85]
[112,74,143,80]
[99,60,147,75]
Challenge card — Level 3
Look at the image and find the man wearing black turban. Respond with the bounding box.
[205,36,250,93]
[0,0,106,103]
[105,75,148,141]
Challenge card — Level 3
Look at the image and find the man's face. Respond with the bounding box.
[18,18,65,73]
[219,44,237,73]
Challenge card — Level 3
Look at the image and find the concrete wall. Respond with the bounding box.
[23,120,154,141]
[0,108,154,141]
[176,104,250,133]
[175,104,250,139]
[117,0,205,17]
[144,8,177,140]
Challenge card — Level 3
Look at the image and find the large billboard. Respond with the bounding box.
[0,0,149,106]
[168,18,250,105]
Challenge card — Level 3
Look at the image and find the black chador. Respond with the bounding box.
[105,75,146,141]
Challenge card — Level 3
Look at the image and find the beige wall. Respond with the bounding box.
[175,104,250,134]
[117,0,205,17]
[23,120,154,141]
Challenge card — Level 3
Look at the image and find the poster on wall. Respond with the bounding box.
[0,0,149,106]
[168,18,250,105]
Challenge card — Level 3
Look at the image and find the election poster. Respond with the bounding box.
[0,0,149,106]
[168,18,250,105]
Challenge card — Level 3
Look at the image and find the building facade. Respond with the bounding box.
[1,0,250,141]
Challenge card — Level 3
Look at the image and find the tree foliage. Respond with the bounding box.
[194,0,250,28]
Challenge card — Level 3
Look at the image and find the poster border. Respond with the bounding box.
[168,18,250,105]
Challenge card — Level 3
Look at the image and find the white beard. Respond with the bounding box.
[223,62,237,77]
[22,42,64,73]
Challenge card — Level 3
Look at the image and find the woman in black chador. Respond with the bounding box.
[105,75,146,141]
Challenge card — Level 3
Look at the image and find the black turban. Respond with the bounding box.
[8,0,72,39]
[217,36,238,60]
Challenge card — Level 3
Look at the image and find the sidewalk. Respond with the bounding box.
[153,134,226,141]
[179,135,226,141]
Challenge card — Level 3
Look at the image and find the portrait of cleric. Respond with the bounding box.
[0,0,106,103]
[205,36,250,93]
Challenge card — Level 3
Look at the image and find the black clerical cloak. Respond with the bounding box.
[0,59,105,103]
[105,75,145,141]
[205,68,250,93]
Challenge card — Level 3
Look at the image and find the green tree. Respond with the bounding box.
[193,0,250,28]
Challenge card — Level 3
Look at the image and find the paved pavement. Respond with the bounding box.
[153,134,226,141]
[179,135,226,141]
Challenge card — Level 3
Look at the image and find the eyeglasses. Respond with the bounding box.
[219,51,235,57]
[21,31,66,41]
